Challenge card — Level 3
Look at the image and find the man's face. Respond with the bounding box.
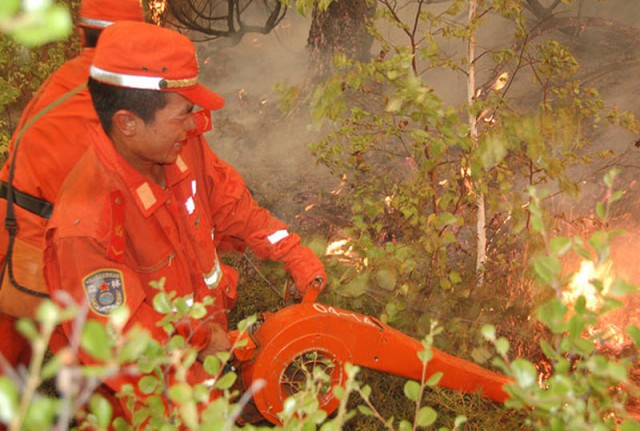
[132,93,196,165]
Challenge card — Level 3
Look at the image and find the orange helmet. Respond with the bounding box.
[78,0,145,29]
[91,21,225,111]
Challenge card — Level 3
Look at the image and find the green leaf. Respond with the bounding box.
[374,266,398,291]
[416,406,437,427]
[626,324,640,346]
[132,407,150,427]
[0,0,20,18]
[203,355,221,375]
[471,346,492,364]
[113,417,131,431]
[81,320,112,361]
[339,273,369,298]
[215,372,237,390]
[425,371,442,387]
[532,255,561,284]
[152,292,172,314]
[481,324,496,342]
[189,303,207,319]
[539,340,558,361]
[495,337,509,356]
[23,397,59,430]
[361,384,372,398]
[588,231,610,256]
[595,202,606,220]
[510,359,538,388]
[549,237,572,256]
[357,405,374,416]
[454,415,468,428]
[606,362,627,382]
[168,383,192,402]
[168,336,187,354]
[16,318,39,342]
[35,300,60,325]
[138,376,159,395]
[41,354,62,380]
[537,300,568,333]
[398,419,412,431]
[620,419,640,431]
[0,377,19,423]
[179,400,198,429]
[449,271,462,284]
[403,380,421,402]
[89,393,113,429]
[119,329,151,363]
[9,4,72,47]
[609,279,637,296]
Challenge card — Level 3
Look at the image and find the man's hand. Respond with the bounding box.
[283,246,327,296]
[197,321,231,361]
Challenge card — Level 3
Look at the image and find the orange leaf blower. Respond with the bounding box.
[229,286,511,424]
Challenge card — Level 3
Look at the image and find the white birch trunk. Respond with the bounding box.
[468,0,486,288]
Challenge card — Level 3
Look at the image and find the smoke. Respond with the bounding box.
[197,12,336,221]
[196,0,640,239]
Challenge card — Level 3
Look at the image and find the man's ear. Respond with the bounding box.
[112,110,138,137]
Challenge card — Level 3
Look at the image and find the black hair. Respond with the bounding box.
[81,27,102,48]
[88,77,169,135]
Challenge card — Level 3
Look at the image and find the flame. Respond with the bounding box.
[325,239,351,256]
[325,238,365,267]
[563,260,629,352]
[563,260,612,310]
[587,323,626,351]
[148,0,167,24]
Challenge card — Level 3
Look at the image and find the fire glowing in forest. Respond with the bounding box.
[325,238,365,267]
[562,260,628,352]
[563,260,612,310]
[148,0,167,23]
[325,239,351,256]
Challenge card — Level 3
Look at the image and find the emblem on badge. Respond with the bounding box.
[83,269,126,315]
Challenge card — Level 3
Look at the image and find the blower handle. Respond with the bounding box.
[302,276,325,303]
[285,275,325,304]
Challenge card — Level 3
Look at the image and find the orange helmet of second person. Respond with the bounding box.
[78,0,145,29]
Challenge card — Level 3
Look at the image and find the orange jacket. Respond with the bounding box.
[0,48,214,315]
[43,124,318,401]
[0,49,97,301]
[2,49,96,203]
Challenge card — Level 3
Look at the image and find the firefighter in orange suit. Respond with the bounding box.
[0,0,146,370]
[43,21,327,416]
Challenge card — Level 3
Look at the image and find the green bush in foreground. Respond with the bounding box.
[1,173,638,431]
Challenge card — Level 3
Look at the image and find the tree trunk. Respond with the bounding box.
[307,0,376,76]
[467,0,486,289]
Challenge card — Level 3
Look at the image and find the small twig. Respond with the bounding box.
[224,379,266,430]
[242,252,285,300]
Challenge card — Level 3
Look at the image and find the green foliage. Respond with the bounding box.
[0,0,71,47]
[0,288,477,430]
[0,27,79,162]
[306,0,638,349]
[483,172,640,430]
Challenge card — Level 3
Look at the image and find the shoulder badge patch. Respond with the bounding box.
[83,269,126,316]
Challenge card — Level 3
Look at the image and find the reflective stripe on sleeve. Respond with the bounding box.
[267,229,289,244]
[203,257,222,289]
[78,17,114,28]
